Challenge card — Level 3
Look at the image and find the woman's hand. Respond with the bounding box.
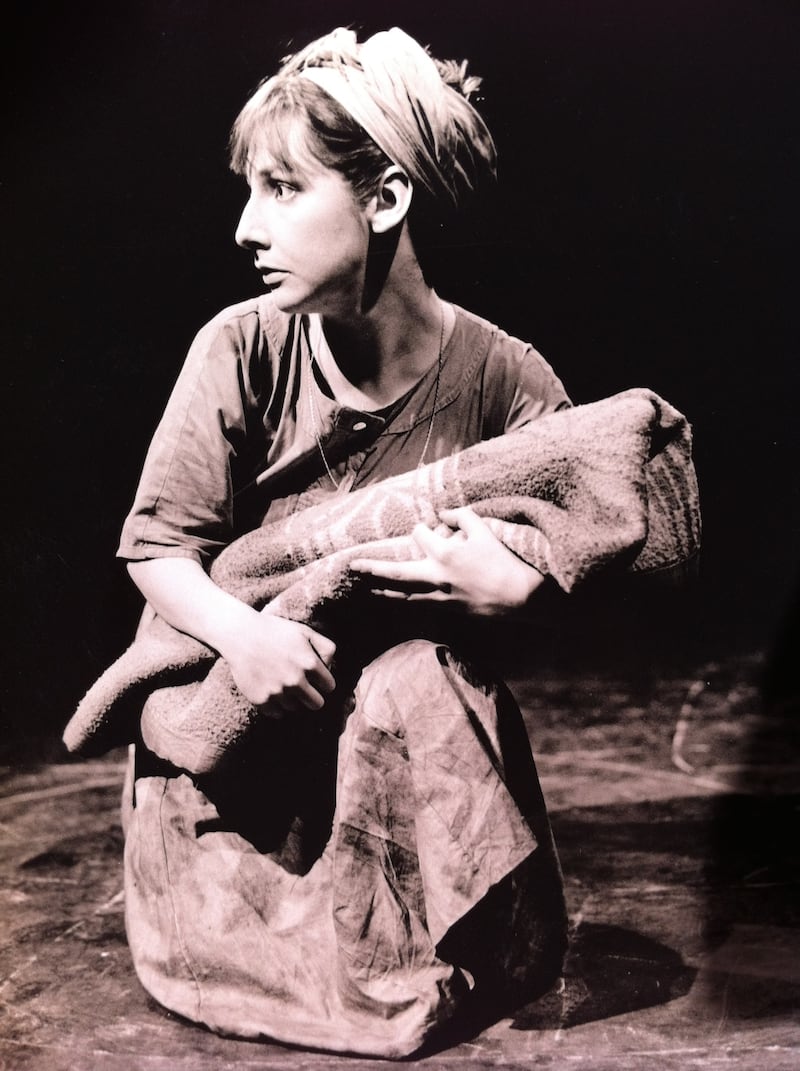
[220,611,337,713]
[350,507,546,616]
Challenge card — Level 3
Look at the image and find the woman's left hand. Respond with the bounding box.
[350,507,546,617]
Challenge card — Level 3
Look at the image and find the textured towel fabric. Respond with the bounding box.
[63,388,700,771]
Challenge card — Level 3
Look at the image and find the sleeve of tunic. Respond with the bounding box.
[117,301,273,565]
[473,318,571,440]
[502,343,572,430]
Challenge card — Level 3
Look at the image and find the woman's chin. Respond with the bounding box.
[262,283,303,313]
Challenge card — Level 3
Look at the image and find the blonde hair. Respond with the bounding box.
[230,27,497,211]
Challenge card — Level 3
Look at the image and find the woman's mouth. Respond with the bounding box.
[256,263,286,282]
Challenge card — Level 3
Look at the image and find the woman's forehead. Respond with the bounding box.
[245,138,289,177]
[244,120,322,180]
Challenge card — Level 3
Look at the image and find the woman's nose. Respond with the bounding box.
[235,195,269,250]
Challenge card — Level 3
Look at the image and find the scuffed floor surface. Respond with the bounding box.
[1,651,798,1070]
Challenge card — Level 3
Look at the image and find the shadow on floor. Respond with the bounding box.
[512,922,696,1031]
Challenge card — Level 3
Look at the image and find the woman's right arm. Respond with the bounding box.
[127,558,337,713]
[122,306,336,711]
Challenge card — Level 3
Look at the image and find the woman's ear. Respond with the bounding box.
[369,166,413,234]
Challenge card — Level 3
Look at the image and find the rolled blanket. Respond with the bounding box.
[63,388,700,772]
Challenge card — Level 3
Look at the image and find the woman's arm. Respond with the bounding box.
[127,558,337,712]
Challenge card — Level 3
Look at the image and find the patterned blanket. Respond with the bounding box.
[63,388,700,773]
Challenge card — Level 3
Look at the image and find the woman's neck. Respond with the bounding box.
[317,235,453,409]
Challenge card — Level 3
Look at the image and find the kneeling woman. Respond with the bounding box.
[119,26,570,1058]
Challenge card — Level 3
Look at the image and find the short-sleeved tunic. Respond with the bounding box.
[117,295,569,561]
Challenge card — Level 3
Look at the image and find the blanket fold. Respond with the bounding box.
[63,388,700,773]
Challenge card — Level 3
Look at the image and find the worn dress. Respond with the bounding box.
[119,296,571,1057]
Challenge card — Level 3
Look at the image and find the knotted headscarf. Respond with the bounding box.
[237,27,496,208]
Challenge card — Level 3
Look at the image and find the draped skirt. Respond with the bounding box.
[122,639,567,1058]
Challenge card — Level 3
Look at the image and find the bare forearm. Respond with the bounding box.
[127,557,255,658]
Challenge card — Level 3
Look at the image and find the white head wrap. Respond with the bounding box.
[273,27,496,206]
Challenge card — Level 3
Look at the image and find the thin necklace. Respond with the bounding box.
[306,302,446,490]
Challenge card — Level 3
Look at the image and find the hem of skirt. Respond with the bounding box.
[132,960,469,1060]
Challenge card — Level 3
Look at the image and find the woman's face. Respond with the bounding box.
[235,133,373,318]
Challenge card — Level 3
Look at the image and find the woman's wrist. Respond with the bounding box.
[501,559,547,614]
[206,596,260,661]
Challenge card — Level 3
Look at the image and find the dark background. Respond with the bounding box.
[2,0,797,754]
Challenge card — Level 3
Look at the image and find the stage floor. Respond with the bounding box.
[2,651,797,1070]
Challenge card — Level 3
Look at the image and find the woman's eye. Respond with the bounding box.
[273,181,296,200]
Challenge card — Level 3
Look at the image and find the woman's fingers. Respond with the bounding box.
[300,630,337,703]
[376,588,452,603]
[272,683,327,713]
[305,627,337,668]
[438,506,484,535]
[267,654,335,713]
[350,555,447,594]
[410,523,450,558]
